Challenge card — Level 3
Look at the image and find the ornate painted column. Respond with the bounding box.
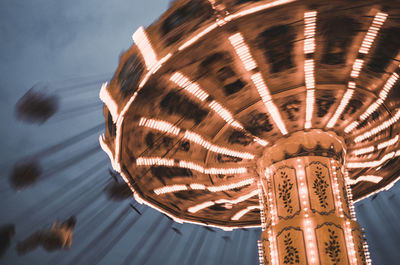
[257,130,369,265]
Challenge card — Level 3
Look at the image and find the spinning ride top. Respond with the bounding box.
[99,0,400,264]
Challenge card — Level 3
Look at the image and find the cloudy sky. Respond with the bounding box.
[0,0,400,265]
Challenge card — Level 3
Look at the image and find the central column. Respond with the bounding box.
[257,130,369,265]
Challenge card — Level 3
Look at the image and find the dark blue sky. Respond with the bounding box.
[0,1,400,265]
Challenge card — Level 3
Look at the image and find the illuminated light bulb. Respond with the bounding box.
[132,26,158,70]
[170,72,209,102]
[228,33,257,71]
[354,109,400,142]
[327,89,354,128]
[305,87,315,129]
[99,82,119,122]
[350,59,364,78]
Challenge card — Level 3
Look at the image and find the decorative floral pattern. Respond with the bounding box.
[312,165,329,208]
[278,170,294,214]
[324,229,341,265]
[283,233,300,264]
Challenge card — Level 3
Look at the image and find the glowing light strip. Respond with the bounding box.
[190,183,206,190]
[347,149,400,168]
[254,137,268,147]
[304,59,315,89]
[153,178,254,195]
[204,167,247,175]
[250,73,272,101]
[136,157,174,167]
[154,185,188,195]
[99,82,118,122]
[188,201,215,213]
[188,189,258,213]
[139,117,181,135]
[347,175,383,185]
[208,100,244,129]
[378,135,399,149]
[216,189,258,204]
[183,131,254,159]
[170,72,209,101]
[250,73,288,135]
[305,89,315,129]
[136,158,247,175]
[304,58,315,129]
[169,73,245,130]
[354,109,400,143]
[132,26,157,70]
[327,87,355,128]
[353,146,375,156]
[207,178,254,192]
[231,205,260,220]
[178,23,218,51]
[350,59,364,78]
[359,12,388,54]
[304,11,317,54]
[228,33,257,71]
[345,72,399,133]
